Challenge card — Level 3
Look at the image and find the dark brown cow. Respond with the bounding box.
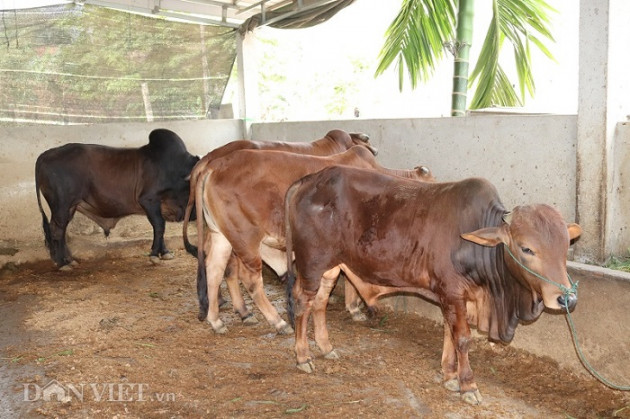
[192,146,434,335]
[35,129,199,269]
[285,166,581,405]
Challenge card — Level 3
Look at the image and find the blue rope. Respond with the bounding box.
[504,244,630,391]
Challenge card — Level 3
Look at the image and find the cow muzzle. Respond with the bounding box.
[557,292,577,312]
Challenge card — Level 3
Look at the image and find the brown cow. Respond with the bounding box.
[182,129,379,317]
[183,129,377,222]
[285,166,581,405]
[192,146,434,335]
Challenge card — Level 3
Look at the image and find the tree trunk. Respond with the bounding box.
[451,0,474,116]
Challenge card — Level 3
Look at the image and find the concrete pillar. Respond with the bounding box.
[576,0,630,263]
[236,30,260,139]
[575,0,609,263]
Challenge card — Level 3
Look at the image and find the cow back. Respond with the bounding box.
[203,146,380,243]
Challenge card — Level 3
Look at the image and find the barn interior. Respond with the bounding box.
[1,0,629,416]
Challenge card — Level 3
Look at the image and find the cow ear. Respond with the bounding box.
[461,226,508,247]
[567,223,582,241]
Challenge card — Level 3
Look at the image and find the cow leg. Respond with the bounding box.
[139,197,171,261]
[293,273,316,373]
[224,255,258,325]
[344,279,367,322]
[238,257,293,335]
[48,205,75,268]
[442,300,482,405]
[441,322,458,390]
[312,267,341,360]
[204,232,233,334]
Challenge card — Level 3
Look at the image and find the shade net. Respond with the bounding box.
[0,4,236,125]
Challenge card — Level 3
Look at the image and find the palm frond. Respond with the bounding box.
[375,0,457,90]
[469,0,556,108]
[471,65,521,109]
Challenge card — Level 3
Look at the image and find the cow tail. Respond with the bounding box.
[284,179,301,329]
[34,157,53,253]
[196,171,210,321]
[183,166,199,258]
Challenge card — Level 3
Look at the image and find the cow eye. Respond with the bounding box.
[521,247,535,256]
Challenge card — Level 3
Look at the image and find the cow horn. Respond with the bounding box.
[350,132,370,141]
[502,212,513,225]
[415,166,430,176]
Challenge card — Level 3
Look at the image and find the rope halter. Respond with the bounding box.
[503,244,579,305]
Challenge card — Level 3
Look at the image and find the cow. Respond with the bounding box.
[35,128,199,269]
[182,129,379,317]
[285,166,582,406]
[191,146,434,335]
[183,129,377,258]
[184,129,377,199]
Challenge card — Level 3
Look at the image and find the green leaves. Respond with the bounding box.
[375,0,556,111]
[375,0,457,90]
[469,0,556,109]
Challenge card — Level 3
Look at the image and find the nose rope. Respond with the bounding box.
[503,244,630,391]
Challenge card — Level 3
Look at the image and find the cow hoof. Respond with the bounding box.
[324,349,339,360]
[296,360,315,374]
[149,256,162,265]
[461,389,483,405]
[276,322,294,335]
[444,378,460,392]
[208,319,228,334]
[161,251,174,260]
[242,314,259,325]
[213,324,228,334]
[70,260,79,267]
[59,264,73,272]
[350,311,368,322]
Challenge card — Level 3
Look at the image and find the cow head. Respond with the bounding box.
[460,204,582,312]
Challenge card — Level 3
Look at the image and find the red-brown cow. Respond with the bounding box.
[192,146,434,335]
[184,129,377,220]
[182,129,380,318]
[183,129,377,257]
[285,166,581,405]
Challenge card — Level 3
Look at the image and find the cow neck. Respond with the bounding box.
[459,201,545,343]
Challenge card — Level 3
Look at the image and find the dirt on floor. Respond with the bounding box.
[1,243,629,419]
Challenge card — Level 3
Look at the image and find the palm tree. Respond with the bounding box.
[375,0,556,116]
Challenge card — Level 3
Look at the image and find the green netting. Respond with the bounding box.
[0,4,236,125]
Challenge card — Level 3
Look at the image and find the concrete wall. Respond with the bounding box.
[609,121,630,256]
[252,115,578,221]
[379,265,630,381]
[0,114,582,267]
